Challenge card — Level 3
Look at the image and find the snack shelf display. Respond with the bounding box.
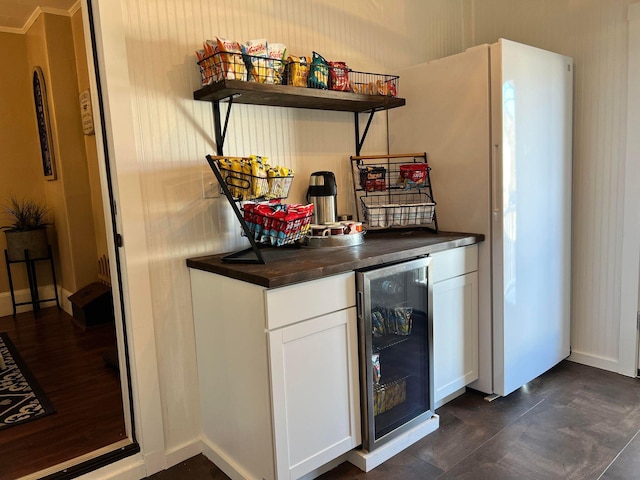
[351,153,438,233]
[206,155,312,264]
[193,66,405,158]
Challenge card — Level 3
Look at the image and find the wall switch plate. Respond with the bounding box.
[201,170,219,198]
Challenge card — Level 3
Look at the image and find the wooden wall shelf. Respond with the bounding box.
[193,79,406,113]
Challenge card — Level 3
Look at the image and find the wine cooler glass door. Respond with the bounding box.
[357,256,434,451]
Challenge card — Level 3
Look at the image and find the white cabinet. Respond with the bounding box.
[269,308,360,479]
[431,245,479,408]
[189,269,360,480]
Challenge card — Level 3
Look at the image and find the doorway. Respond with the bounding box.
[0,3,137,478]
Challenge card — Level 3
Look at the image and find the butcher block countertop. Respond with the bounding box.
[187,230,484,288]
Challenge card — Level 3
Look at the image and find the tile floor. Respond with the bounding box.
[146,360,640,479]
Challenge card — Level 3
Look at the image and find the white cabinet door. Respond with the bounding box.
[433,272,479,407]
[269,307,361,480]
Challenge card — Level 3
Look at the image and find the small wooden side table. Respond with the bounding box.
[4,246,60,317]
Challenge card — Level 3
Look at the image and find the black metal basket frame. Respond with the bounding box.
[350,153,438,233]
[197,51,399,96]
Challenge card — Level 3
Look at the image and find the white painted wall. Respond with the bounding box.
[86,0,638,476]
[624,2,640,374]
[92,0,467,473]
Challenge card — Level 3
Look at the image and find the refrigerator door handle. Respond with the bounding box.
[491,143,500,214]
[357,290,364,319]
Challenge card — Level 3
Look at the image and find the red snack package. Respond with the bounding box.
[329,61,350,91]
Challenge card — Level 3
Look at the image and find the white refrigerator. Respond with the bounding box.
[388,39,573,396]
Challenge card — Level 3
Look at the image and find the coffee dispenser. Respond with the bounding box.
[307,171,338,225]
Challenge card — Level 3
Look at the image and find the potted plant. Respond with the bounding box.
[1,196,51,262]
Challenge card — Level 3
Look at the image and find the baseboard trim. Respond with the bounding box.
[200,437,257,480]
[434,386,466,409]
[568,351,618,373]
[0,285,75,318]
[347,414,439,472]
[163,439,204,472]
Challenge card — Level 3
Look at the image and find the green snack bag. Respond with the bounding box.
[308,51,329,89]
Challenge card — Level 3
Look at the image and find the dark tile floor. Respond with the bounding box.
[146,360,640,479]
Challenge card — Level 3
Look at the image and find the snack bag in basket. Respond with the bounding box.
[196,48,214,86]
[216,37,246,80]
[329,61,350,91]
[242,39,270,83]
[308,51,329,89]
[267,43,287,85]
[288,55,310,87]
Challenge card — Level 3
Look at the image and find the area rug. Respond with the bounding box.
[0,332,55,431]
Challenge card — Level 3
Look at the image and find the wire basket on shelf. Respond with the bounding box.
[361,193,436,230]
[242,203,313,247]
[349,70,399,97]
[216,157,294,201]
[351,153,438,232]
[197,51,287,86]
[374,376,408,416]
[196,48,398,97]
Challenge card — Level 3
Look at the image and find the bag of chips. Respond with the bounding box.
[267,43,287,85]
[216,37,246,81]
[329,61,350,91]
[308,51,329,89]
[242,39,269,83]
[287,55,311,87]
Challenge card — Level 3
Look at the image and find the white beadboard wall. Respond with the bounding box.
[468,0,632,371]
[111,0,636,457]
[118,0,466,451]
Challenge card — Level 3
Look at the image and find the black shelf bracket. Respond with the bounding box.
[354,110,376,157]
[205,155,265,264]
[212,97,234,156]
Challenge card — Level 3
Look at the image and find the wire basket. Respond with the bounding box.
[217,158,293,200]
[242,203,313,246]
[349,70,399,97]
[361,193,436,229]
[197,51,287,85]
[374,376,407,416]
[196,49,398,97]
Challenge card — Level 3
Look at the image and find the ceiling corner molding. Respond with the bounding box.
[70,1,82,16]
[0,25,25,34]
[14,3,80,34]
[22,7,44,33]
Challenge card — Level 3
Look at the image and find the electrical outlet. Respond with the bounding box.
[201,170,219,198]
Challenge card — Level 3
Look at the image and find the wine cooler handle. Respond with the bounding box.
[357,290,364,319]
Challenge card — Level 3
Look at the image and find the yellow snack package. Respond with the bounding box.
[287,55,311,87]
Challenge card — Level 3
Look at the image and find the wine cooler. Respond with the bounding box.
[356,256,434,451]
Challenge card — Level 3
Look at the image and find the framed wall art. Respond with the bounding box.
[32,66,56,180]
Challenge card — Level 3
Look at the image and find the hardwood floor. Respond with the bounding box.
[0,306,126,480]
[147,361,640,480]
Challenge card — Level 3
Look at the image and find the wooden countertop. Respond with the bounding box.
[186,230,484,288]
